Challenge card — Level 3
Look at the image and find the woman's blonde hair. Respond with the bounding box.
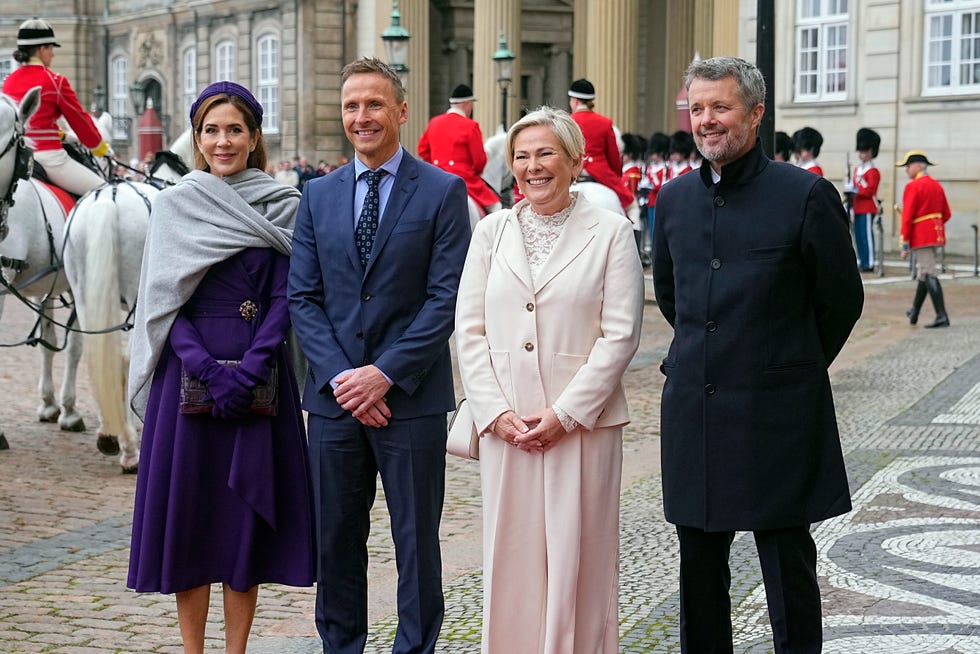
[505,106,585,168]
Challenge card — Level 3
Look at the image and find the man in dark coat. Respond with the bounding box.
[652,56,864,653]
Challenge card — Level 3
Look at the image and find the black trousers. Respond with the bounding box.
[676,524,822,654]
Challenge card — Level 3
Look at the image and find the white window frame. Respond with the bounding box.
[794,0,849,102]
[0,57,13,86]
[110,55,129,140]
[923,0,980,95]
[214,39,235,82]
[255,33,280,134]
[182,46,197,124]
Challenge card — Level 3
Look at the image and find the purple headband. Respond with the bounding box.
[189,81,263,127]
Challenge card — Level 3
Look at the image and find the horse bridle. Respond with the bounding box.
[0,118,34,243]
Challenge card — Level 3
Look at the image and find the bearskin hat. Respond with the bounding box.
[647,132,671,159]
[793,127,823,157]
[856,128,881,158]
[774,131,794,162]
[621,133,648,160]
[669,130,694,159]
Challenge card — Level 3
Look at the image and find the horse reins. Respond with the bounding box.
[0,118,33,245]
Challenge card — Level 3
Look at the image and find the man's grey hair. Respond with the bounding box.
[684,56,766,110]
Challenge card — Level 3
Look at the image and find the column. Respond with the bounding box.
[665,0,697,132]
[547,46,570,108]
[401,0,429,151]
[584,0,640,131]
[473,0,520,138]
[375,0,429,155]
[573,0,588,79]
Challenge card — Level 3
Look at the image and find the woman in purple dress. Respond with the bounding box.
[126,81,314,654]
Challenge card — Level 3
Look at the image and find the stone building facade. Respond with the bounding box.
[1,1,977,256]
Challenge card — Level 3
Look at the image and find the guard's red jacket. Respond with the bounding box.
[2,62,104,152]
[901,172,951,249]
[571,109,633,209]
[851,161,880,215]
[639,160,666,208]
[798,160,824,177]
[417,109,499,208]
[621,160,643,196]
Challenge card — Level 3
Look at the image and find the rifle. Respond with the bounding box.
[843,152,854,215]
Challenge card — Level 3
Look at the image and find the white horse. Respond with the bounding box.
[63,178,159,473]
[60,111,173,473]
[0,88,86,433]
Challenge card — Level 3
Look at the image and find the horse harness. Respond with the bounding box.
[0,177,153,350]
[0,117,34,246]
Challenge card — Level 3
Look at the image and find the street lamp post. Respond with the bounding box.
[92,85,106,114]
[492,33,516,132]
[129,81,145,116]
[381,1,411,88]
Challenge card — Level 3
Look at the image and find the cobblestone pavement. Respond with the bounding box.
[1,263,980,653]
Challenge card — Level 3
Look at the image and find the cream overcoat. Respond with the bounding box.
[456,194,644,440]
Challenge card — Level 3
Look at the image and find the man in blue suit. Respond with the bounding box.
[287,57,470,654]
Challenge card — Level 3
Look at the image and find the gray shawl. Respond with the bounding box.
[128,168,300,419]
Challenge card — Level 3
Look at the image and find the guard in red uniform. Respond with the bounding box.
[639,132,670,261]
[568,78,635,216]
[663,130,694,184]
[417,83,500,214]
[845,128,882,271]
[897,150,951,328]
[793,126,824,176]
[621,133,647,253]
[2,18,111,195]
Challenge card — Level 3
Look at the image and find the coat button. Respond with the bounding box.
[706,321,717,333]
[356,331,363,339]
[714,196,725,207]
[710,259,721,270]
[704,383,716,395]
[362,293,372,301]
[526,302,534,312]
[524,342,535,352]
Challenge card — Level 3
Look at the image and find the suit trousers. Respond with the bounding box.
[676,524,822,654]
[307,412,447,654]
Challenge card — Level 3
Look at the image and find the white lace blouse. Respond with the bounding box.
[515,193,581,433]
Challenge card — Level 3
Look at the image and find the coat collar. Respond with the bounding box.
[699,137,770,190]
[498,192,599,294]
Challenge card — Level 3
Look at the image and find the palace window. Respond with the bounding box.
[215,39,235,82]
[182,46,197,122]
[0,58,13,85]
[256,34,280,134]
[795,0,849,102]
[924,0,980,95]
[110,55,129,140]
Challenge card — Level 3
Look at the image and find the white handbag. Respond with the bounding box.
[447,398,480,460]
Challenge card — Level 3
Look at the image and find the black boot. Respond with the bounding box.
[907,280,927,325]
[924,275,950,328]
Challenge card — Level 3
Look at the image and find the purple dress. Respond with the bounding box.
[128,247,315,594]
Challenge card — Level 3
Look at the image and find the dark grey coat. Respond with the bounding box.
[652,139,863,532]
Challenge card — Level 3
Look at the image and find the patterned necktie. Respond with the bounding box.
[354,169,387,267]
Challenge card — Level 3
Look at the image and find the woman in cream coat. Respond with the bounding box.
[456,106,644,654]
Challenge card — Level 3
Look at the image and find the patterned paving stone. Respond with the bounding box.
[3,275,980,651]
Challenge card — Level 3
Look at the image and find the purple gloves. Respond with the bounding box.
[199,361,254,419]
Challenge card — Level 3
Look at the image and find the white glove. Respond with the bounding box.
[843,181,857,194]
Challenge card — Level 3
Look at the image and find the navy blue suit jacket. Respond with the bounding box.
[288,151,470,420]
